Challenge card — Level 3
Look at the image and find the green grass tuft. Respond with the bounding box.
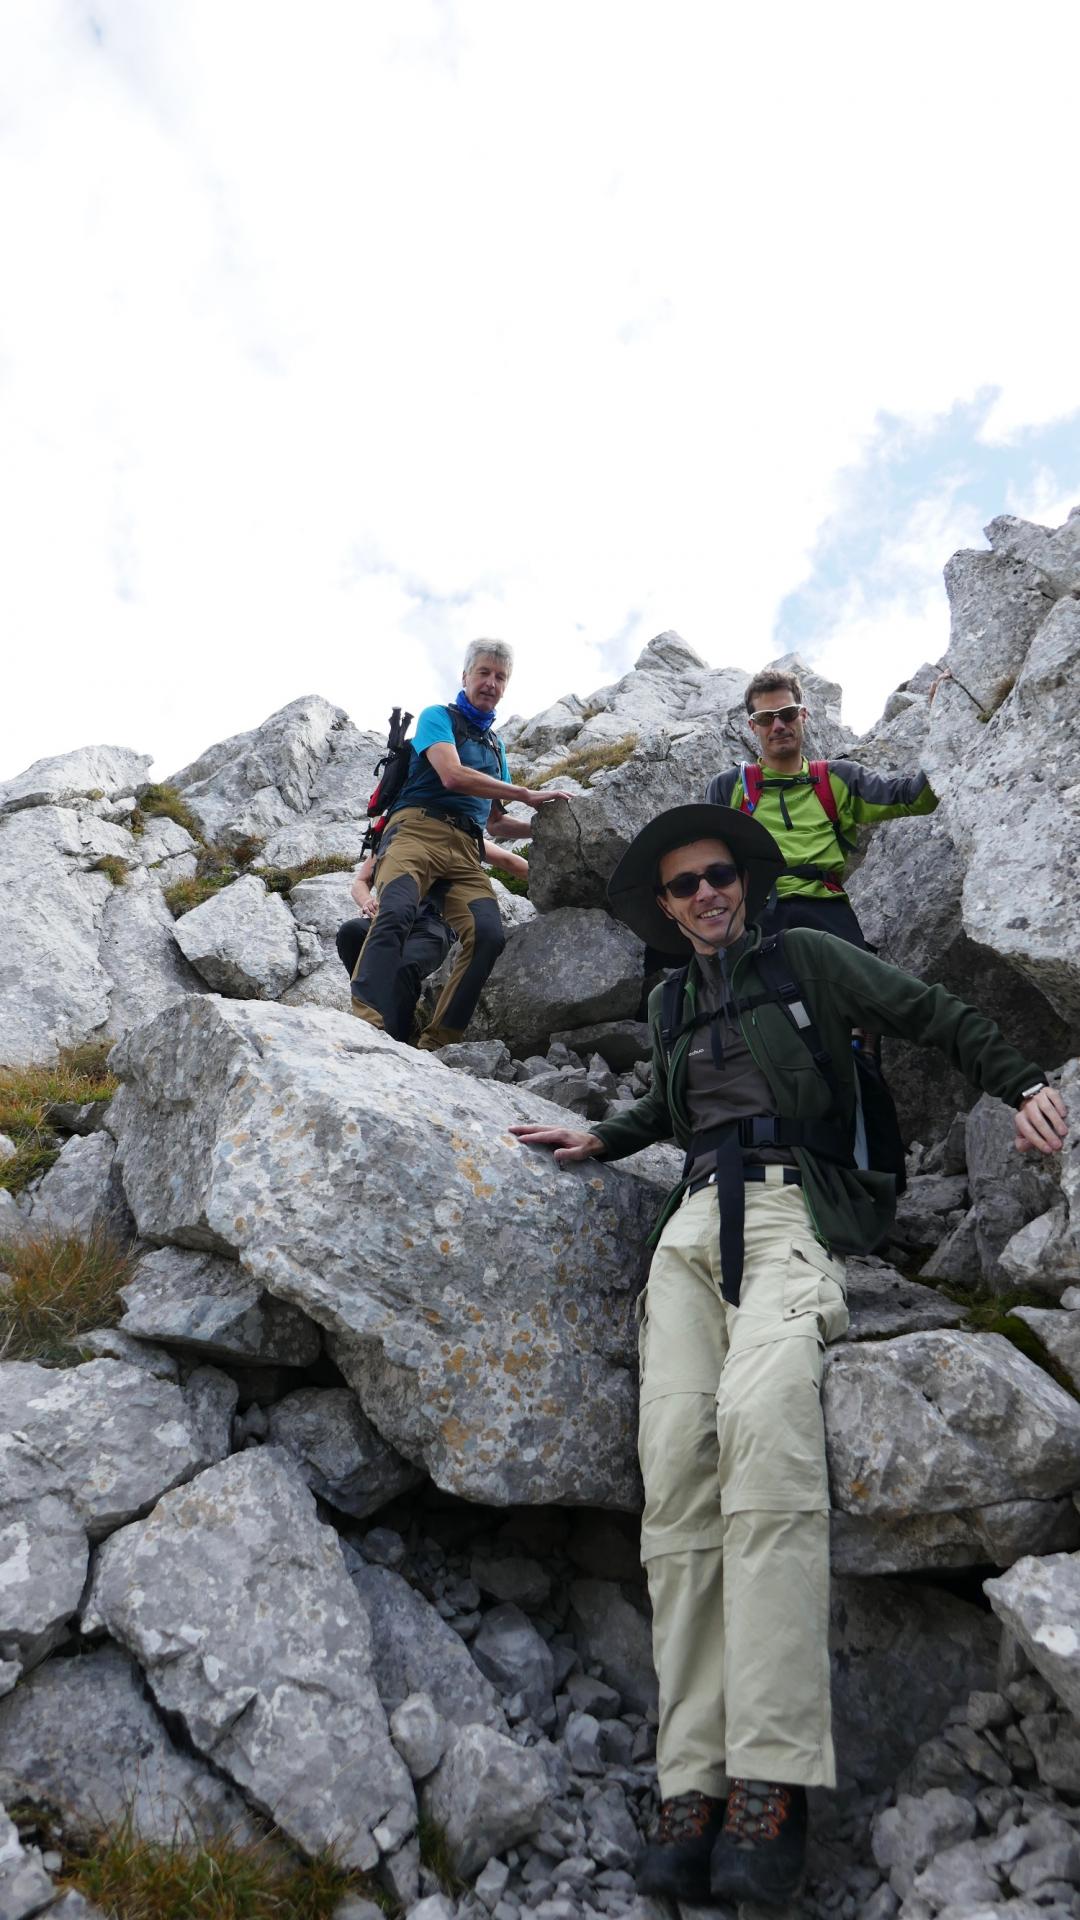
[0,1227,136,1364]
[493,867,529,897]
[90,855,130,886]
[934,1284,1079,1398]
[44,1809,390,1920]
[131,783,203,840]
[417,1816,466,1898]
[540,731,638,788]
[0,1048,118,1196]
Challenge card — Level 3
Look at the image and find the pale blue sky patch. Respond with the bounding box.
[774,397,1080,726]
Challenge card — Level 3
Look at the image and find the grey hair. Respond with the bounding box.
[463,638,514,678]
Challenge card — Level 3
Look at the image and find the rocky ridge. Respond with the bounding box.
[3,509,1080,1919]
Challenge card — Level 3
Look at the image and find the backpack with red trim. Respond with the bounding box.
[361,707,414,856]
[738,760,857,891]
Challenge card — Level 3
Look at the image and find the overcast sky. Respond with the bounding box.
[2,0,1078,783]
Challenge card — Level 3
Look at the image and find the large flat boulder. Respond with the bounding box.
[825,1330,1080,1522]
[172,875,299,998]
[83,1448,416,1873]
[108,998,659,1507]
[0,746,151,816]
[472,908,645,1056]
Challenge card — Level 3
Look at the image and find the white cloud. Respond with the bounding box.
[1,0,1079,778]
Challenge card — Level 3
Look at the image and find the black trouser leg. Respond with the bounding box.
[391,905,454,1041]
[336,918,370,977]
[351,873,421,1031]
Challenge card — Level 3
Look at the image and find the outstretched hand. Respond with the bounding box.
[522,788,572,810]
[509,1123,605,1165]
[1014,1086,1068,1155]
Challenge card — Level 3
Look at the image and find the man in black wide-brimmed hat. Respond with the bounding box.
[512,804,1066,1909]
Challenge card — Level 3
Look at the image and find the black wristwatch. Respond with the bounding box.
[1016,1080,1049,1108]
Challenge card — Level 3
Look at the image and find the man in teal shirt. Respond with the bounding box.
[351,640,566,1049]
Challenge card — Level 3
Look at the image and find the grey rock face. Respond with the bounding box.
[1000,1207,1080,1296]
[265,1388,423,1519]
[0,1358,212,1687]
[389,1693,446,1782]
[960,1094,1061,1291]
[843,1257,967,1341]
[830,1576,997,1792]
[549,1023,652,1073]
[436,1041,517,1082]
[0,745,151,816]
[83,1449,415,1871]
[98,871,203,1041]
[19,1133,129,1241]
[985,1552,1080,1719]
[0,1642,255,1843]
[824,1331,1080,1519]
[109,996,658,1506]
[348,1563,504,1733]
[168,696,379,850]
[1011,1306,1080,1392]
[421,1723,552,1876]
[0,807,116,1067]
[120,1247,321,1365]
[871,1787,977,1897]
[472,909,644,1057]
[472,1604,555,1719]
[832,1497,1080,1579]
[172,875,300,998]
[928,574,1080,1027]
[568,1581,656,1715]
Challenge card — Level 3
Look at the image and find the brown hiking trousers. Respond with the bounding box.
[350,808,506,1049]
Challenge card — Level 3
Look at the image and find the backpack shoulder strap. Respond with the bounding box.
[808,760,859,855]
[752,930,845,1109]
[740,761,763,813]
[659,965,693,1062]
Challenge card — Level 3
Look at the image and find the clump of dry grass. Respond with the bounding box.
[90,854,130,886]
[0,1046,117,1196]
[259,856,355,895]
[130,783,204,840]
[53,1813,390,1920]
[540,732,638,788]
[0,1226,135,1364]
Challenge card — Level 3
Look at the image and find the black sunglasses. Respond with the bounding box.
[658,860,740,900]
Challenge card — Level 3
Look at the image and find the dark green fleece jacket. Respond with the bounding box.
[591,927,1044,1256]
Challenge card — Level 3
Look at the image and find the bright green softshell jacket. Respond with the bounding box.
[590,927,1041,1257]
[705,758,938,900]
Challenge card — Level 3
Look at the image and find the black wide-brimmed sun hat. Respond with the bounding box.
[607,804,786,958]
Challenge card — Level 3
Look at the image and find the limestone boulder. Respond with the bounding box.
[830,1575,998,1793]
[168,696,379,850]
[108,996,660,1506]
[831,1498,1080,1580]
[0,745,151,815]
[420,1723,553,1877]
[97,870,203,1038]
[119,1247,322,1365]
[0,1359,215,1689]
[348,1561,505,1734]
[83,1448,416,1872]
[842,1258,966,1341]
[929,578,1080,1028]
[1011,1306,1080,1394]
[18,1133,131,1242]
[265,1388,423,1518]
[472,909,644,1056]
[984,1552,1080,1721]
[172,875,300,998]
[0,1642,255,1843]
[824,1331,1080,1551]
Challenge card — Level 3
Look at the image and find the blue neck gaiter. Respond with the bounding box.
[455,688,496,731]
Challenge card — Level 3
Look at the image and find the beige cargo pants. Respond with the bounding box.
[638,1171,849,1797]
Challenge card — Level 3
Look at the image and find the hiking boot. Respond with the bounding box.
[709,1779,807,1906]
[636,1790,726,1902]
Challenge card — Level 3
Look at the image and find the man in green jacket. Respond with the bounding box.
[707,666,943,947]
[511,804,1066,1909]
